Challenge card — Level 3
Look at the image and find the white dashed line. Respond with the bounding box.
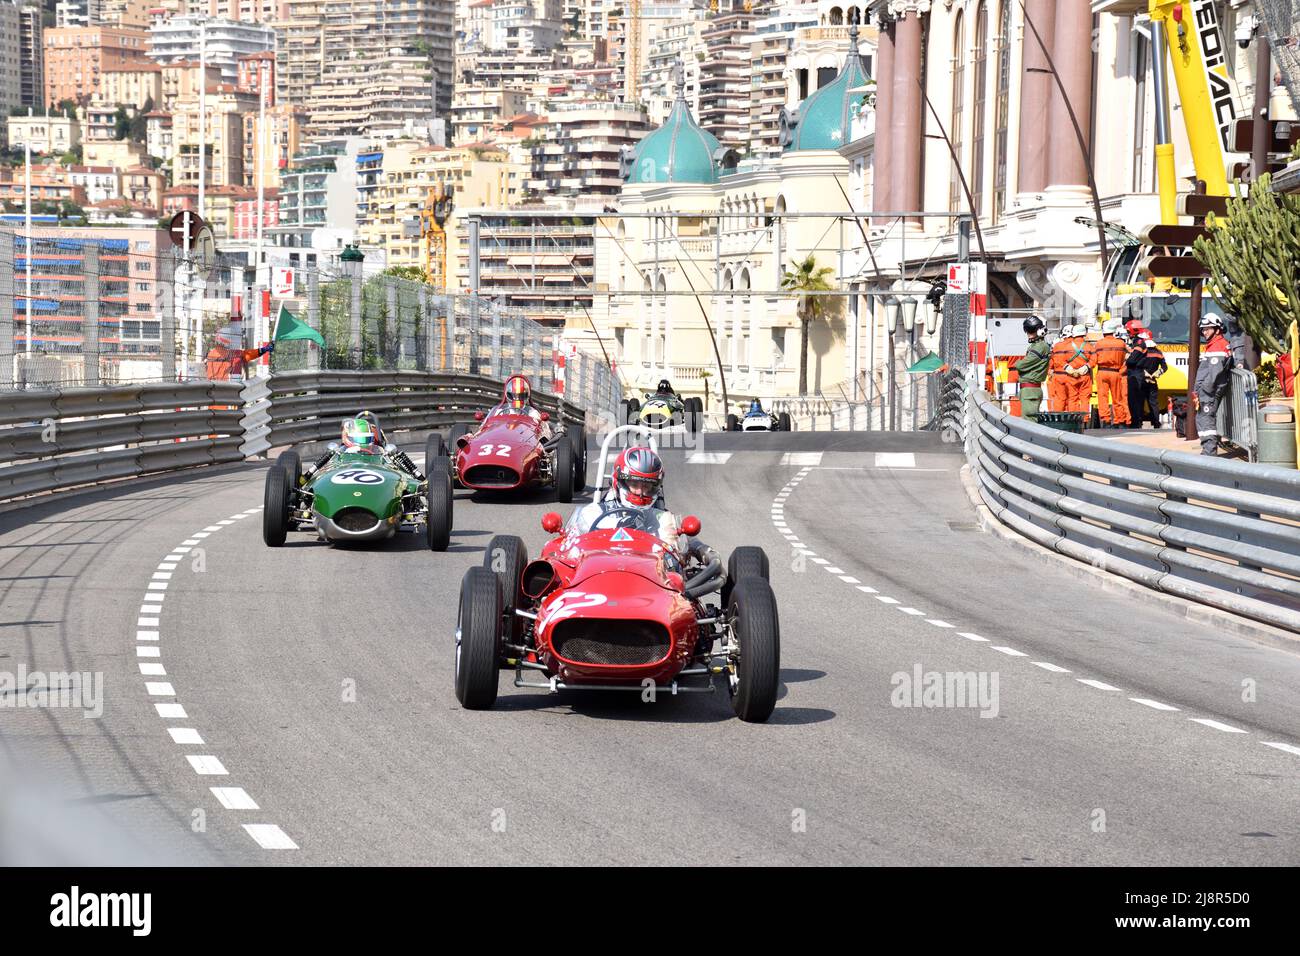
[780,452,823,466]
[957,632,989,642]
[856,584,878,594]
[186,755,228,776]
[139,663,166,676]
[1077,679,1120,691]
[243,824,298,850]
[137,617,159,627]
[211,787,259,810]
[1262,741,1300,758]
[991,646,1028,657]
[136,630,159,641]
[1031,662,1071,674]
[146,582,168,591]
[155,702,187,719]
[824,567,844,574]
[202,525,224,532]
[898,607,924,616]
[810,557,829,565]
[168,728,204,745]
[136,646,160,658]
[875,596,900,605]
[1189,718,1246,734]
[157,562,178,571]
[181,539,201,546]
[1130,698,1180,712]
[192,532,209,539]
[145,681,175,696]
[140,605,162,614]
[874,452,916,468]
[839,576,860,584]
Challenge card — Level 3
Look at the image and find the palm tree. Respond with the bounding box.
[780,254,835,395]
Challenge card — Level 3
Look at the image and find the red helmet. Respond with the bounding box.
[504,374,530,411]
[612,446,663,508]
[1124,319,1146,336]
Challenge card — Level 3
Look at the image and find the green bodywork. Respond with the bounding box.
[305,452,414,524]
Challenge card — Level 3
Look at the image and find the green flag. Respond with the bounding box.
[273,304,325,348]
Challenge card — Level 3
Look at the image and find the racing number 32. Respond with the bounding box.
[477,444,511,457]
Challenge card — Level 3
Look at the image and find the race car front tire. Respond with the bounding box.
[778,411,792,432]
[728,578,780,723]
[483,534,528,638]
[426,466,453,552]
[624,398,640,425]
[277,449,301,489]
[725,413,740,432]
[455,567,502,709]
[722,545,769,608]
[554,437,574,504]
[424,431,445,466]
[262,465,290,547]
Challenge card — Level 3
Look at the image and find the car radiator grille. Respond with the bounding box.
[551,619,671,666]
[465,463,519,487]
[333,507,380,533]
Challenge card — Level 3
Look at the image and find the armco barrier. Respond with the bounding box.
[0,371,604,505]
[967,387,1300,633]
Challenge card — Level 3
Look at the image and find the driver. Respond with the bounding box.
[303,414,424,481]
[340,416,383,455]
[747,399,764,415]
[565,446,715,567]
[655,379,675,396]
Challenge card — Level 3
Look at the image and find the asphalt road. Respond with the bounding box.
[2,428,1299,865]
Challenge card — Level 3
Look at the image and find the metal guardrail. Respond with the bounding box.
[0,381,245,502]
[967,386,1300,633]
[1217,368,1259,462]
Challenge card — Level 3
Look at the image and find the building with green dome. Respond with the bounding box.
[781,25,872,153]
[621,67,738,186]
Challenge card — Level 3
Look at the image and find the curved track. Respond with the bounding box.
[2,431,1299,865]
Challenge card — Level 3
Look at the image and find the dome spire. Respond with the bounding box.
[673,56,685,102]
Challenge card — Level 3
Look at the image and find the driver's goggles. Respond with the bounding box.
[624,478,659,498]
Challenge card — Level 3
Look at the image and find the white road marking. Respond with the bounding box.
[151,572,172,581]
[243,824,298,850]
[145,681,175,696]
[1031,662,1071,673]
[157,562,178,570]
[1262,741,1300,757]
[192,532,210,539]
[242,508,261,515]
[1077,679,1120,691]
[217,520,235,525]
[811,557,829,565]
[186,755,228,775]
[230,513,248,519]
[137,617,159,627]
[926,619,955,628]
[155,702,187,718]
[1130,698,1180,712]
[958,632,989,642]
[898,607,925,616]
[202,525,224,532]
[991,646,1028,657]
[781,452,823,466]
[211,787,259,810]
[875,452,916,468]
[824,566,844,574]
[856,585,878,594]
[686,452,732,464]
[839,576,860,584]
[171,546,192,553]
[136,630,159,641]
[147,582,168,591]
[136,646,160,658]
[181,539,201,546]
[1189,718,1246,734]
[168,728,204,745]
[140,604,162,614]
[876,596,900,604]
[138,663,166,676]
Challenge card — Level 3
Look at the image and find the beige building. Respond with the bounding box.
[242,103,306,191]
[159,61,221,113]
[82,137,146,168]
[94,63,161,111]
[6,112,81,154]
[171,85,255,190]
[451,86,530,145]
[526,101,651,200]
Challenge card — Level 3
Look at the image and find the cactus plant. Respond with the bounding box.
[1192,174,1300,356]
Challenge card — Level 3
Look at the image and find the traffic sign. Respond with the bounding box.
[1142,256,1210,280]
[168,210,208,248]
[1138,224,1211,247]
[1175,194,1231,219]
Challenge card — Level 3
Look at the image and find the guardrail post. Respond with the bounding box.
[444,294,457,372]
[0,231,13,390]
[349,267,363,365]
[82,245,100,387]
[159,251,176,381]
[489,306,502,379]
[386,280,398,367]
[418,287,431,371]
[306,268,320,371]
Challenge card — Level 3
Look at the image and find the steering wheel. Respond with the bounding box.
[587,506,658,532]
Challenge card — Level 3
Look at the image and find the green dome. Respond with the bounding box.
[782,28,871,152]
[623,88,721,185]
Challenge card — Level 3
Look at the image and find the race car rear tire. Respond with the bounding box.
[778,411,792,432]
[455,567,502,710]
[728,578,780,723]
[424,432,445,466]
[725,413,740,432]
[426,467,453,552]
[624,398,640,425]
[554,437,574,503]
[685,398,700,434]
[262,465,290,547]
[483,534,528,638]
[277,449,301,489]
[448,422,471,448]
[722,545,769,608]
[566,424,586,492]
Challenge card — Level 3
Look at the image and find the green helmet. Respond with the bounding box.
[341,416,379,450]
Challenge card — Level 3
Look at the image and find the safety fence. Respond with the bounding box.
[967,386,1300,633]
[1218,368,1259,462]
[0,370,601,505]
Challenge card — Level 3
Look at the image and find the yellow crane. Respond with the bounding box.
[420,181,454,291]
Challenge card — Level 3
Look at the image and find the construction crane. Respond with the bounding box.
[420,182,454,291]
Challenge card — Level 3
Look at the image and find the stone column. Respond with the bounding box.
[1018,0,1057,198]
[872,16,896,219]
[889,4,924,225]
[1046,0,1092,192]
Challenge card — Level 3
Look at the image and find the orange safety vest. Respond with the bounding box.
[1094,335,1127,371]
[1049,339,1072,373]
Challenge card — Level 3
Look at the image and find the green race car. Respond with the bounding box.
[624,379,702,433]
[261,434,453,551]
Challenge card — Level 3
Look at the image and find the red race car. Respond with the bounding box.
[433,376,587,502]
[453,510,781,722]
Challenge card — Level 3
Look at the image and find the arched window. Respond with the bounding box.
[950,11,965,213]
[971,3,988,220]
[992,1,1011,221]
[829,7,843,26]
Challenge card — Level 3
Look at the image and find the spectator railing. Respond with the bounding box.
[967,385,1300,633]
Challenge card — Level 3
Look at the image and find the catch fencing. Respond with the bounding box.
[967,385,1300,633]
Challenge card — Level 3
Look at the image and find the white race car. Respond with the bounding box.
[726,407,793,432]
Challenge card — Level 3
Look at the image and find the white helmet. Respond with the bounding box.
[1065,324,1080,338]
[1102,318,1122,335]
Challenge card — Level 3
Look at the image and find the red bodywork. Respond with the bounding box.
[531,527,701,686]
[453,412,550,491]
